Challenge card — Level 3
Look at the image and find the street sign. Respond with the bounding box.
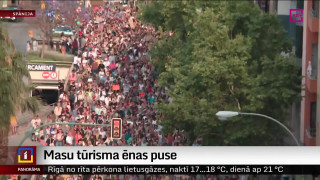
[27,64,56,71]
[111,118,122,139]
[50,72,57,79]
[42,72,50,79]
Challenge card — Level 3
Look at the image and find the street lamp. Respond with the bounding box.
[216,111,300,146]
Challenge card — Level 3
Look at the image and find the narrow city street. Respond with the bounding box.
[1,21,40,53]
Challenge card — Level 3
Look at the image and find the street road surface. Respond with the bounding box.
[1,21,41,53]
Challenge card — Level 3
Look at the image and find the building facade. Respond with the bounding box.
[301,0,319,146]
[255,0,304,145]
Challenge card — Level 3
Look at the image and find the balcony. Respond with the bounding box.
[307,125,316,137]
[306,44,318,93]
[308,8,319,32]
[305,125,316,146]
[306,61,317,93]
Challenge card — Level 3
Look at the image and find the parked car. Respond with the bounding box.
[51,25,74,37]
[0,6,24,22]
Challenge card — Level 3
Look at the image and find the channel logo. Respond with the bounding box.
[18,148,33,163]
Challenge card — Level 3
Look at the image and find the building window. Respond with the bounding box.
[312,44,318,79]
[312,0,319,16]
[308,44,318,80]
[310,102,317,137]
[257,0,269,13]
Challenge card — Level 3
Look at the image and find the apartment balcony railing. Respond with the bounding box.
[307,60,317,80]
[306,125,316,138]
[308,8,319,32]
[306,60,317,93]
[310,8,319,18]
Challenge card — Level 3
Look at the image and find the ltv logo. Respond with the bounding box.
[18,148,33,163]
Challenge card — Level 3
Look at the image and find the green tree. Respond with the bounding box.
[139,1,301,145]
[0,25,39,165]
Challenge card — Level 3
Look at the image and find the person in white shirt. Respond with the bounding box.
[100,87,106,97]
[31,116,37,130]
[73,56,78,64]
[66,132,73,145]
[73,55,81,68]
[54,103,62,120]
[98,69,105,79]
[117,92,124,102]
[95,104,101,116]
[82,51,88,58]
[35,115,42,126]
[100,105,107,115]
[105,96,111,108]
[77,91,84,101]
[103,59,110,68]
[82,58,88,64]
[99,128,106,139]
[139,82,144,91]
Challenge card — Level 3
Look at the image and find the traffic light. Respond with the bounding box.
[29,30,33,38]
[111,118,122,139]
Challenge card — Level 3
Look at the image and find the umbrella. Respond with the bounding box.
[93,6,99,12]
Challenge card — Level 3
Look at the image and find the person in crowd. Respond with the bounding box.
[34,123,40,142]
[49,37,54,50]
[72,37,79,55]
[61,35,67,54]
[58,80,64,94]
[10,115,17,135]
[54,102,62,120]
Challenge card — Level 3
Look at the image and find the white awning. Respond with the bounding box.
[35,86,59,90]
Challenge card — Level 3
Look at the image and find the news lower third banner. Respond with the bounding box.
[3,146,320,175]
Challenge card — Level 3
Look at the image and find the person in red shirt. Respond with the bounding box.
[167,133,173,146]
[72,38,79,55]
[75,130,83,145]
[69,72,77,84]
[78,30,82,39]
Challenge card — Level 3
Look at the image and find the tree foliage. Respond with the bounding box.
[139,1,301,145]
[0,25,39,166]
[0,26,39,128]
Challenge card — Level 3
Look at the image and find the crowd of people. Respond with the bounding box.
[48,35,80,55]
[25,4,226,180]
[37,5,190,148]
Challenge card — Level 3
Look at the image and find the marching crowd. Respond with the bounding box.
[26,4,224,180]
[42,4,190,148]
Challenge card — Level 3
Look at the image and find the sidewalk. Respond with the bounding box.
[8,104,53,146]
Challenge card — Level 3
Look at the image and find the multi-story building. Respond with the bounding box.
[255,0,320,147]
[301,0,319,146]
[255,0,304,145]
